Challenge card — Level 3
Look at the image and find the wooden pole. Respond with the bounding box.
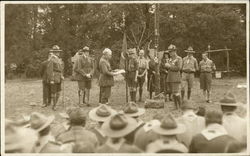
[225,46,230,78]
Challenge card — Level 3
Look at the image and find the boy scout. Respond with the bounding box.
[181,46,198,100]
[165,44,183,109]
[74,46,95,106]
[199,52,216,103]
[126,48,139,102]
[137,49,148,102]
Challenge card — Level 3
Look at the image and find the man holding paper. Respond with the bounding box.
[98,48,119,105]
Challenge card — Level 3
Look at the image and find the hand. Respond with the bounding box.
[61,76,64,80]
[165,63,171,68]
[134,78,138,83]
[50,81,55,84]
[86,74,91,78]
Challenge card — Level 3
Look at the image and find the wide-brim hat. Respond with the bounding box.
[83,46,90,51]
[120,102,145,117]
[181,100,197,110]
[30,112,55,132]
[153,114,186,135]
[219,92,242,107]
[5,120,38,152]
[50,45,62,52]
[89,104,117,122]
[167,44,177,52]
[101,113,138,138]
[184,46,195,53]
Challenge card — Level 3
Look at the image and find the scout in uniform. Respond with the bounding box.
[189,110,240,153]
[96,113,142,153]
[165,44,183,109]
[160,51,171,101]
[120,102,145,145]
[126,48,139,102]
[177,100,205,147]
[47,45,64,111]
[219,92,247,144]
[146,114,188,153]
[29,112,64,153]
[98,48,117,105]
[74,46,95,106]
[181,46,199,100]
[137,49,148,102]
[199,52,216,103]
[89,104,117,146]
[57,108,98,152]
[147,56,159,99]
[5,119,38,153]
[40,52,53,107]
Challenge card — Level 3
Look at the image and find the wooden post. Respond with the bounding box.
[225,46,230,78]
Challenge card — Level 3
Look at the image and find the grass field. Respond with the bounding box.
[5,77,247,129]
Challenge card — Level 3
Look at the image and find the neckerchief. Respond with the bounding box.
[201,123,228,141]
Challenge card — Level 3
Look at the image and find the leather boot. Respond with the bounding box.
[139,88,143,102]
[82,91,86,104]
[173,95,178,109]
[176,95,182,109]
[181,90,185,101]
[188,89,191,100]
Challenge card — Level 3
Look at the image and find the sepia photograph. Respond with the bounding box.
[1,0,249,155]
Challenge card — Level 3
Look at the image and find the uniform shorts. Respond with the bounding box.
[200,72,212,91]
[169,82,181,94]
[50,83,62,94]
[181,72,195,89]
[78,80,91,90]
[137,75,145,88]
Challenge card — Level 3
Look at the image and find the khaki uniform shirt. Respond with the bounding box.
[137,57,148,75]
[199,58,216,72]
[182,56,198,72]
[166,55,183,82]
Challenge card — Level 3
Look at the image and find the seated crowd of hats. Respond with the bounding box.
[5,92,247,153]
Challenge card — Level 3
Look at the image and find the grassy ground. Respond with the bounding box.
[5,77,247,129]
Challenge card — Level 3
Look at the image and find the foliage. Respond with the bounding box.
[5,3,246,78]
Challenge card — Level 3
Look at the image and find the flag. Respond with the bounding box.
[119,32,127,69]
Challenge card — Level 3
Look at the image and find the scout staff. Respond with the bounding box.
[137,49,148,102]
[126,48,139,102]
[98,48,118,105]
[165,44,183,109]
[160,51,171,102]
[40,52,53,108]
[46,45,64,111]
[74,46,95,106]
[181,46,198,100]
[199,52,216,103]
[146,114,188,153]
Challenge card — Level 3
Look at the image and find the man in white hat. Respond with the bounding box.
[165,44,183,109]
[181,46,198,100]
[89,104,117,146]
[220,92,247,144]
[74,46,95,106]
[96,113,142,153]
[47,45,64,111]
[29,112,63,153]
[98,48,118,105]
[199,52,216,103]
[189,109,240,153]
[146,114,188,153]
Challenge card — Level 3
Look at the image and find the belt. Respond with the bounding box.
[183,71,195,74]
[201,71,212,73]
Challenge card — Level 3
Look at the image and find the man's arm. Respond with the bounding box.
[74,58,87,76]
[194,58,199,71]
[100,61,114,76]
[169,57,182,71]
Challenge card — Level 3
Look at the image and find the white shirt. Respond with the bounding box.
[222,112,247,143]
